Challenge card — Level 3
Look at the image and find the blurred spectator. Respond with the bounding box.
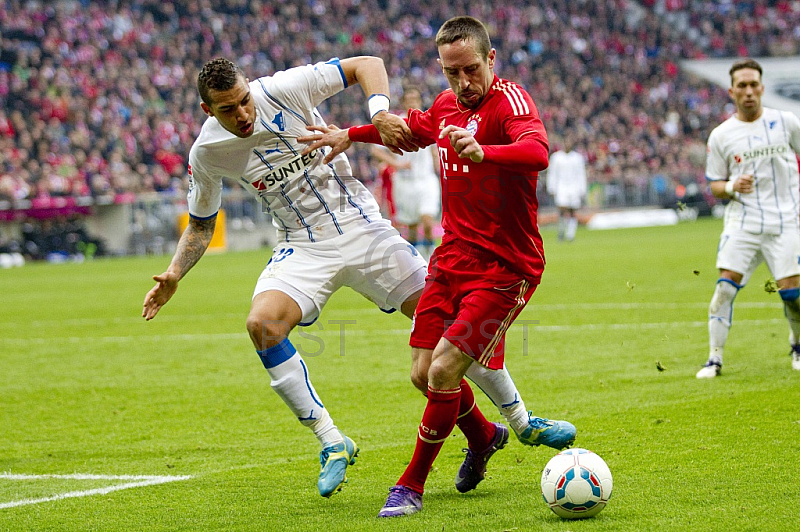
[20,215,104,262]
[0,0,789,216]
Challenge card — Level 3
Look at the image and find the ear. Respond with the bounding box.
[488,48,496,69]
[201,102,213,117]
[727,87,734,100]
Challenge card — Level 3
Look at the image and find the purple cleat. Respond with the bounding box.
[377,485,423,518]
[455,422,509,493]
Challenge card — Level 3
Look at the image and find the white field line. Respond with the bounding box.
[0,474,191,509]
[0,301,781,330]
[0,318,786,346]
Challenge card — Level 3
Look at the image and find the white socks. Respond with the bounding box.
[565,217,578,241]
[708,280,739,364]
[466,363,530,435]
[266,353,343,448]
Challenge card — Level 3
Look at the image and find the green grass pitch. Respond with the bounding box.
[1,217,798,531]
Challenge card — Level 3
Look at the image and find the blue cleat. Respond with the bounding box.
[455,422,509,493]
[515,413,576,449]
[317,433,359,497]
[377,485,423,517]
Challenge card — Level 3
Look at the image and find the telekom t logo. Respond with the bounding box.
[438,146,449,180]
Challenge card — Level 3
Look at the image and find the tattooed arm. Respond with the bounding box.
[142,215,217,320]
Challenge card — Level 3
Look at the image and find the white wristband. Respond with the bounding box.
[724,180,735,196]
[368,94,390,120]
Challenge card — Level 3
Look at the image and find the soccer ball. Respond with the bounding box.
[540,448,613,519]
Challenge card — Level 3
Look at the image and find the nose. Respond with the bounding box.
[458,71,470,90]
[236,106,248,121]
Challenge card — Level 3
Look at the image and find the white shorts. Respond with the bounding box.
[253,220,428,325]
[393,178,441,226]
[554,191,583,209]
[716,228,800,285]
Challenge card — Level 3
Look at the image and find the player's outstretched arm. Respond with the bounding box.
[338,56,418,154]
[142,215,216,320]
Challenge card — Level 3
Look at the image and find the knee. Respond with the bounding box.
[410,367,428,394]
[427,359,458,390]
[710,279,739,314]
[246,312,290,350]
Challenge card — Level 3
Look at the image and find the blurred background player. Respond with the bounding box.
[697,58,800,378]
[546,135,587,242]
[371,87,441,261]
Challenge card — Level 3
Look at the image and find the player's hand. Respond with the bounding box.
[440,125,484,163]
[299,124,352,164]
[371,112,420,155]
[142,271,179,320]
[734,174,754,194]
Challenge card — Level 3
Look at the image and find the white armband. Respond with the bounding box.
[724,180,735,196]
[368,94,390,120]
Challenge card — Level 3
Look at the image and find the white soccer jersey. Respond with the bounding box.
[187,58,382,242]
[391,145,439,186]
[706,107,800,235]
[546,150,587,208]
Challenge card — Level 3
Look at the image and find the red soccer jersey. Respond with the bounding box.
[405,75,548,280]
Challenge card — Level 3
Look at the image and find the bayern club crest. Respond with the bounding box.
[466,118,479,136]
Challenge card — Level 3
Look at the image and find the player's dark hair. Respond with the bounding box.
[435,16,491,59]
[198,58,246,105]
[729,58,762,84]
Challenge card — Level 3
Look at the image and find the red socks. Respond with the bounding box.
[397,385,461,494]
[455,379,495,451]
[397,380,495,494]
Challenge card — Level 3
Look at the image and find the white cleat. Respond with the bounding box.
[792,351,800,371]
[696,361,721,379]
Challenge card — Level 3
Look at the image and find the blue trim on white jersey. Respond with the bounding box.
[256,116,315,241]
[325,57,347,88]
[251,144,292,241]
[189,211,218,221]
[763,117,783,233]
[745,135,763,233]
[258,116,343,237]
[303,171,344,235]
[379,307,397,314]
[260,118,342,234]
[328,163,372,223]
[258,79,310,126]
[279,186,315,242]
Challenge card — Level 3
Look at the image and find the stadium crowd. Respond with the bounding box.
[0,0,795,211]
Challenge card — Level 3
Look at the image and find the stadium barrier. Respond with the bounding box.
[0,192,277,258]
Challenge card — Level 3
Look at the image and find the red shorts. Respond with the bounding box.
[410,239,538,369]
